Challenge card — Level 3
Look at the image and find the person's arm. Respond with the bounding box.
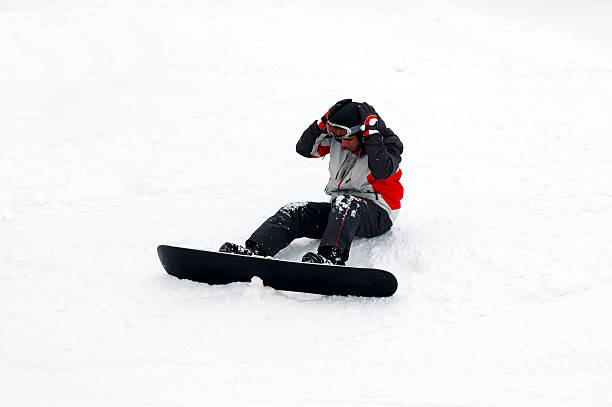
[296,120,330,158]
[358,103,403,180]
[363,128,403,179]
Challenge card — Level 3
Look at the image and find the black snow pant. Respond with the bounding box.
[246,195,393,261]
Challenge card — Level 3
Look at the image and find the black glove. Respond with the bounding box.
[357,102,387,143]
[317,99,352,131]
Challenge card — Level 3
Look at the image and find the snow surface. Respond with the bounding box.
[2,0,612,406]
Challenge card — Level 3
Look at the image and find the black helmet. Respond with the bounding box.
[328,101,361,128]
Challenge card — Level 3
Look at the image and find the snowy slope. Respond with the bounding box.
[1,0,612,406]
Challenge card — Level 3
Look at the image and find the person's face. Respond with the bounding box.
[326,123,360,152]
[341,136,360,152]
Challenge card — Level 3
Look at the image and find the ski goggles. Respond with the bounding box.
[326,122,364,140]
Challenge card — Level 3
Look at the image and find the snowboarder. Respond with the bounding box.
[220,99,404,265]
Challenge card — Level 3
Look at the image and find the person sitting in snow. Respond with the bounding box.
[220,99,404,265]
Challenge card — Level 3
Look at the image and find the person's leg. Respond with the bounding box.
[318,195,392,263]
[354,200,393,239]
[246,202,330,256]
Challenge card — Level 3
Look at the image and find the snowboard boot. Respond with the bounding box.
[301,246,346,266]
[219,242,266,257]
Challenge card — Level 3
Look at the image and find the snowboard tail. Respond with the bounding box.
[157,245,397,297]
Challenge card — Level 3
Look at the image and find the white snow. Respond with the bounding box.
[2,0,612,406]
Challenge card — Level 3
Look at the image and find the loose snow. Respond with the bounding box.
[1,0,612,406]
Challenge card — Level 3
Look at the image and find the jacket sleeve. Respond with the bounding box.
[363,127,403,180]
[296,120,332,158]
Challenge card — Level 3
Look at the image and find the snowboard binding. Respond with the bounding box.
[219,242,266,257]
[301,246,346,266]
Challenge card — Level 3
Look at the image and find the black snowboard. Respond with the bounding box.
[157,245,397,297]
